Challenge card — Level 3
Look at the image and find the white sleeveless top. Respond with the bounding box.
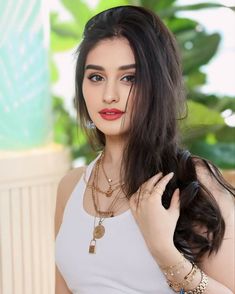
[55,154,173,294]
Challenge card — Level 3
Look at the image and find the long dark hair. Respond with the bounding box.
[75,5,235,262]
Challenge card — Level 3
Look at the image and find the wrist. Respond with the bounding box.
[150,242,178,265]
[154,249,208,293]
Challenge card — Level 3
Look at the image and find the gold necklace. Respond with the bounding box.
[86,154,123,197]
[101,152,120,185]
[91,156,122,216]
[88,157,125,254]
[99,152,123,197]
[87,181,123,197]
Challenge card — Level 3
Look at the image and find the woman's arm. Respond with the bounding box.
[195,164,235,292]
[55,266,72,294]
[55,167,85,294]
[129,167,235,294]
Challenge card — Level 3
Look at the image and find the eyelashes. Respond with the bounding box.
[123,75,135,83]
[87,74,103,82]
[87,74,135,84]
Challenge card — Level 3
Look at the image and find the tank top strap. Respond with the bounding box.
[73,152,102,217]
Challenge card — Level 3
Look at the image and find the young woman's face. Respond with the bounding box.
[82,37,135,137]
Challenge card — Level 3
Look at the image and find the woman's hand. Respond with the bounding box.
[129,172,180,257]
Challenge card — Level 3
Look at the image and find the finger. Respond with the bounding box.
[143,172,163,191]
[151,172,174,197]
[169,188,180,210]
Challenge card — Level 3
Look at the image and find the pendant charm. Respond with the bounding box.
[89,239,96,254]
[106,186,113,197]
[93,224,105,239]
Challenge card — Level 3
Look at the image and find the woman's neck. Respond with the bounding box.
[102,135,126,178]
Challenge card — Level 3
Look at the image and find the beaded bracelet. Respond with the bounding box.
[167,263,199,292]
[161,253,187,278]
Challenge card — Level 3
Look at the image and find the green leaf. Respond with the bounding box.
[184,69,206,89]
[153,0,176,10]
[181,33,220,74]
[61,0,92,28]
[49,56,59,83]
[159,3,224,18]
[94,0,129,14]
[190,141,235,169]
[167,17,198,34]
[50,31,79,52]
[51,20,82,39]
[175,3,224,11]
[50,12,59,25]
[186,100,224,126]
[138,0,175,10]
[181,100,224,141]
[186,92,235,112]
[215,126,235,143]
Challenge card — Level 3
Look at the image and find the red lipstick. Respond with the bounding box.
[99,108,125,121]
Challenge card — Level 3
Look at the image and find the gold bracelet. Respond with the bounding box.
[185,270,208,294]
[167,264,199,292]
[184,263,198,286]
[184,262,195,280]
[161,253,187,278]
[166,264,200,292]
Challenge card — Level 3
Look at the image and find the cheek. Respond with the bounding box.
[82,79,90,100]
[82,81,93,107]
[82,81,100,116]
[82,80,102,102]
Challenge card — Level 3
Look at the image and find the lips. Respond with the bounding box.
[99,108,125,121]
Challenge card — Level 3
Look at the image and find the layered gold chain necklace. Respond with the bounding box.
[87,152,127,254]
[85,152,124,197]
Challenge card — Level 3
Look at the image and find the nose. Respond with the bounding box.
[102,81,120,104]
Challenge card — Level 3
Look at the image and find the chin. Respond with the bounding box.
[96,125,129,137]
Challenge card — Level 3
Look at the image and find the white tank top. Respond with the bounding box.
[55,154,173,294]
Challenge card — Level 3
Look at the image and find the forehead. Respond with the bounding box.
[85,37,135,68]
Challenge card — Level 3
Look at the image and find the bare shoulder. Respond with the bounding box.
[55,166,86,237]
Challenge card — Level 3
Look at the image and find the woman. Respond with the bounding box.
[55,5,234,294]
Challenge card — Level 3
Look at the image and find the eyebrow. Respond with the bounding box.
[85,64,136,71]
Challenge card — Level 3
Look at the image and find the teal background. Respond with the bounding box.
[0,0,52,150]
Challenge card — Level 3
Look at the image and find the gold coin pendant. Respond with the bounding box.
[93,224,105,239]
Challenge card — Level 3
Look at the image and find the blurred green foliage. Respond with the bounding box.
[50,0,235,168]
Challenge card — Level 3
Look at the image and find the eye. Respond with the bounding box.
[122,75,135,83]
[88,74,104,82]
